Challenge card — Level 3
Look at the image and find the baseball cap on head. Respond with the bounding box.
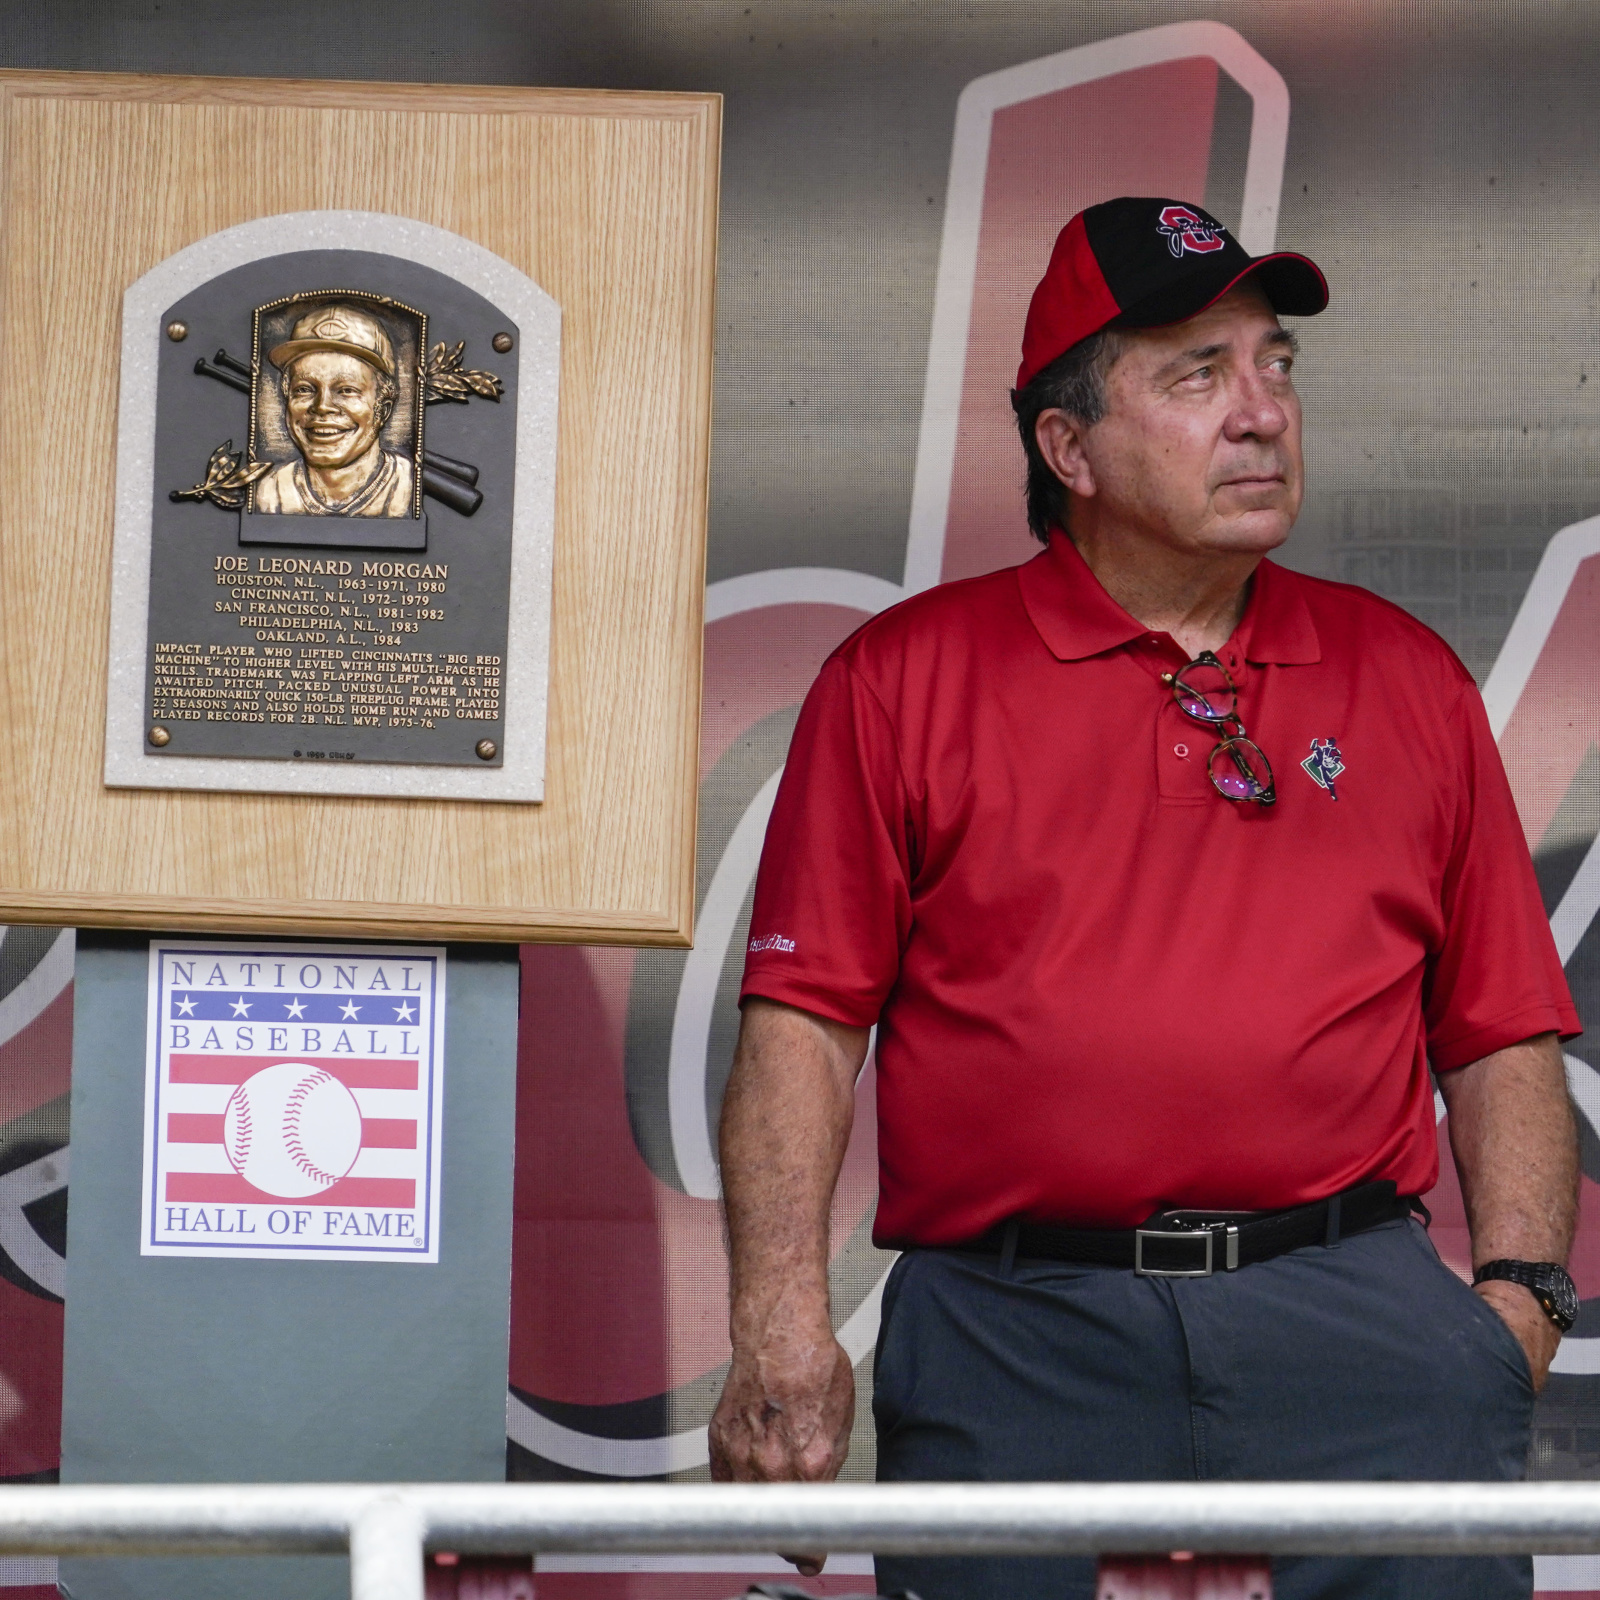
[269,303,397,379]
[1016,196,1328,390]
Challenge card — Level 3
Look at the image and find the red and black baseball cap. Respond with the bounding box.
[1016,196,1328,389]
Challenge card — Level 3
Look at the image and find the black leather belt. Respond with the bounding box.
[950,1179,1415,1279]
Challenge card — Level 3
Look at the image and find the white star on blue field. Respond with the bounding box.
[167,991,426,1024]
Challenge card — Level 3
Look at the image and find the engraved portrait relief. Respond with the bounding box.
[170,285,504,532]
[254,300,419,518]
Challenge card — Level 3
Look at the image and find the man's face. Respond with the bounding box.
[284,351,385,469]
[1063,285,1303,558]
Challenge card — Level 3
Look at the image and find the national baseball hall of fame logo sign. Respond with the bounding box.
[139,941,446,1263]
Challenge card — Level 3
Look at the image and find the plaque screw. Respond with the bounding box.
[475,739,498,760]
[492,332,514,353]
[165,320,188,342]
[148,726,171,747]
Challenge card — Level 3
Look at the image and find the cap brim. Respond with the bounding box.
[1113,251,1329,330]
[268,337,394,376]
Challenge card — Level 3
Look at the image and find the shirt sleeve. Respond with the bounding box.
[1426,681,1581,1071]
[739,654,913,1027]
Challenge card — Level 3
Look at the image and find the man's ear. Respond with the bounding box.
[1034,409,1097,501]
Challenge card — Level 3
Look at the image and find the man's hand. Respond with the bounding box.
[713,999,871,1577]
[1475,1278,1562,1393]
[1439,1033,1577,1397]
[710,1324,856,1485]
[709,1321,856,1577]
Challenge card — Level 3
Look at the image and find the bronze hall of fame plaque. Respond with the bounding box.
[108,214,559,803]
[161,257,507,766]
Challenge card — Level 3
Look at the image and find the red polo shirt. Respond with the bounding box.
[740,533,1579,1246]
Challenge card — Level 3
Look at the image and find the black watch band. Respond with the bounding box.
[1473,1259,1579,1332]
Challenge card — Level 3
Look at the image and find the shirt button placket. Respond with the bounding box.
[1156,689,1213,802]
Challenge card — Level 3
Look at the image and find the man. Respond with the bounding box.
[254,302,415,517]
[709,197,1581,1600]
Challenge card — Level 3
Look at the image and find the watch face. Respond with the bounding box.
[1539,1266,1581,1330]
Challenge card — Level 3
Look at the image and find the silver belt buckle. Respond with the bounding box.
[1133,1224,1240,1278]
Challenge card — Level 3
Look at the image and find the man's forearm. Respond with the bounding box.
[710,997,869,1499]
[721,998,866,1330]
[1438,1031,1578,1389]
[1439,1032,1577,1265]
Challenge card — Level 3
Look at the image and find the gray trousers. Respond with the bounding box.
[873,1219,1534,1600]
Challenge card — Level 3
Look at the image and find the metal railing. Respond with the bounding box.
[9,1482,1600,1598]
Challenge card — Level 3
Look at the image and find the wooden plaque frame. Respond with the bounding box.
[0,71,719,945]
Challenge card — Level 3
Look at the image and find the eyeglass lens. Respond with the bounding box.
[1209,736,1273,800]
[1172,658,1236,722]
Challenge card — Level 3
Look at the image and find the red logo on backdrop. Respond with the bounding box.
[1157,204,1226,257]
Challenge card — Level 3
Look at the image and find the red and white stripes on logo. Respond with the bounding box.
[161,1055,419,1207]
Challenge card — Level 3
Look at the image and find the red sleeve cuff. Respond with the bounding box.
[739,974,882,1030]
[1430,1000,1582,1073]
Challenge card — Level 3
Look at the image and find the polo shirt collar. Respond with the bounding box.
[1017,530,1321,666]
[1242,552,1321,665]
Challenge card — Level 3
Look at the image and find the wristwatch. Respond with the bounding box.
[1473,1259,1580,1332]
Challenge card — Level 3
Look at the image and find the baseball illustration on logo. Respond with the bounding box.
[1301,736,1346,800]
[223,1063,362,1198]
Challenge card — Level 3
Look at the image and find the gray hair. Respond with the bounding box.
[1009,330,1125,541]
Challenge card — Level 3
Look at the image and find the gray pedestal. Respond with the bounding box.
[58,932,520,1600]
